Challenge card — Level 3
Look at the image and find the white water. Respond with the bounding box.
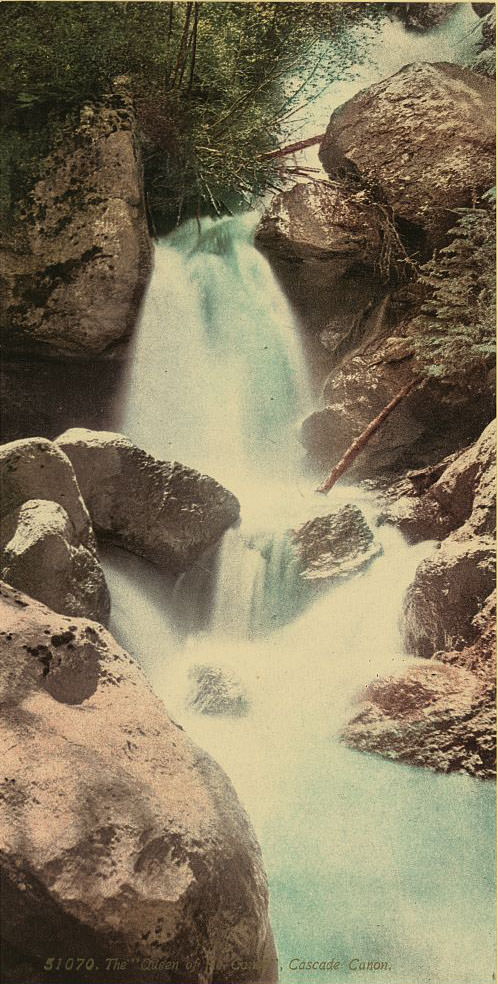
[105,9,495,983]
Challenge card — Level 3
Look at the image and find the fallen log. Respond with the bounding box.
[260,133,326,161]
[316,377,421,494]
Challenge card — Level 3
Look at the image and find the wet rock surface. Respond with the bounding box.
[342,658,495,779]
[346,423,497,779]
[55,429,240,573]
[390,3,457,31]
[292,504,382,583]
[0,81,151,355]
[0,582,276,984]
[319,62,495,249]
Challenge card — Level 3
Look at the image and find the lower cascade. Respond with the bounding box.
[104,212,495,984]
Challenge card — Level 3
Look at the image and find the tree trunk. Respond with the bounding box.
[170,2,193,88]
[187,3,200,94]
[260,133,325,161]
[316,378,421,495]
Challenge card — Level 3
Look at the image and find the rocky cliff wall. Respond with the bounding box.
[0,79,152,357]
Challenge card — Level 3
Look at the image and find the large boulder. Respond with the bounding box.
[301,334,424,476]
[55,429,240,573]
[0,582,276,984]
[319,62,495,248]
[0,437,109,621]
[255,181,384,268]
[342,659,495,779]
[255,182,390,336]
[291,504,382,583]
[402,537,496,658]
[0,499,109,623]
[0,80,152,355]
[301,320,494,479]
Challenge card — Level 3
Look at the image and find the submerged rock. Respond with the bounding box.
[55,428,240,573]
[390,4,457,31]
[0,581,276,984]
[0,80,152,355]
[0,437,109,622]
[188,664,249,717]
[319,62,495,249]
[292,505,382,583]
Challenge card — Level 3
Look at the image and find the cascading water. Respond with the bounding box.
[104,8,495,983]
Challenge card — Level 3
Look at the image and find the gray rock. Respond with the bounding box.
[255,180,384,270]
[55,428,240,573]
[402,537,496,658]
[0,581,276,984]
[0,436,93,545]
[430,419,496,536]
[319,62,495,248]
[0,500,110,623]
[377,420,496,543]
[292,504,382,583]
[342,660,495,779]
[0,80,152,355]
[390,4,457,31]
[188,664,249,717]
[0,437,110,622]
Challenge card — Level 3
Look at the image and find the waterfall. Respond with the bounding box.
[120,212,311,494]
[104,9,494,983]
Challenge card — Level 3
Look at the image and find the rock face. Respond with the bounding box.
[0,437,109,621]
[343,424,496,779]
[55,429,240,573]
[0,80,152,355]
[378,420,496,542]
[319,62,495,248]
[469,6,496,78]
[301,334,422,476]
[429,419,496,536]
[342,658,495,779]
[301,319,493,479]
[399,421,496,658]
[255,181,384,269]
[402,538,496,658]
[0,582,276,984]
[188,664,249,717]
[292,505,382,583]
[255,182,391,337]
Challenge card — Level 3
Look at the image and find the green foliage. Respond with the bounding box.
[0,1,380,226]
[412,196,496,389]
